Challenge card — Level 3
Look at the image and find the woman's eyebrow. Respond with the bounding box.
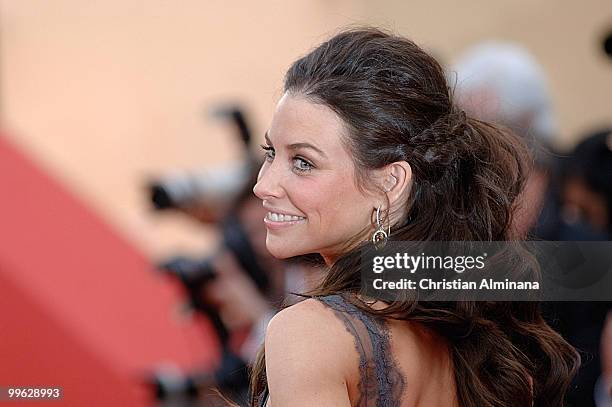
[265,131,327,158]
[287,142,327,159]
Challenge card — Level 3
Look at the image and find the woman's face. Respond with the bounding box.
[252,92,375,263]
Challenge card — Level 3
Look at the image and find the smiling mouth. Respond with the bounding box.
[266,211,306,222]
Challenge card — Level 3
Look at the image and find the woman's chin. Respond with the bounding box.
[266,248,294,259]
[265,240,301,260]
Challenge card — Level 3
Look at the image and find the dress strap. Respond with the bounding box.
[315,293,406,407]
[258,386,269,407]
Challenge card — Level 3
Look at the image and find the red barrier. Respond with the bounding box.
[0,135,219,406]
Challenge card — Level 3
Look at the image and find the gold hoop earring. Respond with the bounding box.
[371,206,390,250]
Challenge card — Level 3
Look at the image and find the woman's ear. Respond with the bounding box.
[381,161,413,208]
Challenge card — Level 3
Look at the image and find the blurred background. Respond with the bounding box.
[0,1,611,406]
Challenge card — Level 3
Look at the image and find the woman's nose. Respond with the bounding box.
[252,163,283,200]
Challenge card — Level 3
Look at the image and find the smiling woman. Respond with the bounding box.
[247,26,579,407]
[253,93,396,265]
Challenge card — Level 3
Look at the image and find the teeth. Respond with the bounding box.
[267,212,305,222]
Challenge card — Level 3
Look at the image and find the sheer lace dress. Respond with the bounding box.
[257,293,406,406]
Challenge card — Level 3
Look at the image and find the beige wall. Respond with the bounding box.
[363,0,612,144]
[1,1,611,256]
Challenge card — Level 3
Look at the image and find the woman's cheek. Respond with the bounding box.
[291,178,324,212]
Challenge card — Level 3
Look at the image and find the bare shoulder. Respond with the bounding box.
[265,297,356,368]
[264,298,355,406]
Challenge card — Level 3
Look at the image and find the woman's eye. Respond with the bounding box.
[260,144,313,173]
[293,157,313,173]
[260,144,275,161]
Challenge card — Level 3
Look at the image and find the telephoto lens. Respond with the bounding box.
[149,161,250,212]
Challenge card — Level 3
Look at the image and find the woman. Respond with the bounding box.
[248,27,579,406]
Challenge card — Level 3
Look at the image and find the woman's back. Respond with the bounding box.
[259,293,458,407]
[375,299,458,406]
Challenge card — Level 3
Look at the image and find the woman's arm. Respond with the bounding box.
[264,299,355,406]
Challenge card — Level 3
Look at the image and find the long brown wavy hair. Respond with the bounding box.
[248,26,580,407]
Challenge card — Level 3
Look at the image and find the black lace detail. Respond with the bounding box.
[316,293,406,407]
[257,386,268,407]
